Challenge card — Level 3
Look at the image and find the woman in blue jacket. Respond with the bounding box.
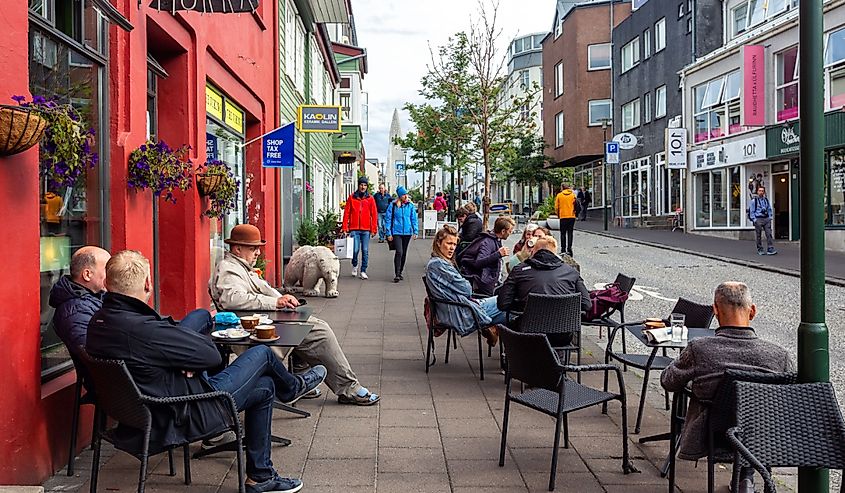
[386,186,419,282]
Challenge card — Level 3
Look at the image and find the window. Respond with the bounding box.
[588,43,611,70]
[554,16,563,38]
[588,99,611,126]
[776,46,799,121]
[694,166,743,228]
[643,28,651,58]
[339,92,351,121]
[555,112,564,147]
[294,20,306,94]
[693,71,742,142]
[622,98,641,131]
[520,103,530,121]
[655,85,667,118]
[621,37,640,73]
[828,149,845,226]
[826,27,845,107]
[678,3,685,17]
[621,158,651,217]
[644,92,652,123]
[285,0,296,74]
[340,76,351,89]
[554,62,563,97]
[688,17,693,33]
[730,0,793,38]
[655,18,666,52]
[519,69,530,88]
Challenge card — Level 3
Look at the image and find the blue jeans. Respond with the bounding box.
[478,296,507,326]
[203,345,301,481]
[377,212,387,241]
[350,230,370,271]
[180,309,214,335]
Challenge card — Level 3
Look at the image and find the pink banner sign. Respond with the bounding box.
[743,45,766,127]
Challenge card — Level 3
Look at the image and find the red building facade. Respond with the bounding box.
[0,0,282,483]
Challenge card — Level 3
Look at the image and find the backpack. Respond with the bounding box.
[583,282,629,321]
[423,297,447,338]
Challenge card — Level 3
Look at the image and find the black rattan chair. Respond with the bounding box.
[66,354,97,477]
[498,326,637,491]
[727,381,845,493]
[581,273,636,341]
[671,297,715,328]
[519,293,583,382]
[422,275,488,380]
[78,348,245,493]
[666,370,798,493]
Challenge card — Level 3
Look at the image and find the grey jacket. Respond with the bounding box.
[424,256,491,336]
[660,326,793,460]
[209,252,282,311]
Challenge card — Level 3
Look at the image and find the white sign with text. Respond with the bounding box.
[665,128,688,169]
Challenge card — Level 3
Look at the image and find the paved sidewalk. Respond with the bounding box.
[44,238,765,493]
[577,216,845,285]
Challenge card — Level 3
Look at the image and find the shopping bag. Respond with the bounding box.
[334,237,353,259]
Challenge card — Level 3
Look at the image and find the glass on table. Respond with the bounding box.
[670,313,685,343]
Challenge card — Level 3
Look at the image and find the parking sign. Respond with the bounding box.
[605,142,620,164]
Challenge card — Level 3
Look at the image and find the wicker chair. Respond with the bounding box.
[66,353,97,477]
[604,297,714,433]
[498,326,638,491]
[422,275,489,380]
[727,381,845,493]
[519,293,583,382]
[78,348,245,493]
[666,370,798,493]
[581,273,636,342]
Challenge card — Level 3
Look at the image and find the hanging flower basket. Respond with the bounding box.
[128,140,193,203]
[196,159,239,218]
[0,104,47,156]
[196,172,225,197]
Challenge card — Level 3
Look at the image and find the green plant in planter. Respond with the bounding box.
[11,95,98,188]
[536,194,556,220]
[128,140,193,203]
[295,219,319,247]
[316,209,339,246]
[196,160,239,218]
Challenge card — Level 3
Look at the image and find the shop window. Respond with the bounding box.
[588,43,611,70]
[655,18,666,52]
[777,46,799,121]
[592,164,605,207]
[30,21,107,379]
[588,99,611,126]
[621,37,640,73]
[729,166,742,226]
[622,98,640,131]
[829,150,845,226]
[729,0,792,39]
[621,158,650,217]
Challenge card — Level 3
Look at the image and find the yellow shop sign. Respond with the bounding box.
[205,86,223,121]
[224,103,244,134]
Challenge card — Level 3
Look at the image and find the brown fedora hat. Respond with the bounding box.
[224,224,266,246]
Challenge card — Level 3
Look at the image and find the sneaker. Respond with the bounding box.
[360,272,369,280]
[246,474,303,493]
[393,276,400,283]
[399,274,404,280]
[351,266,358,277]
[284,365,327,405]
[302,387,322,399]
[201,430,236,450]
[767,249,778,255]
[757,250,765,256]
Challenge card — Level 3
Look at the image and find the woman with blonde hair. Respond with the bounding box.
[424,225,505,346]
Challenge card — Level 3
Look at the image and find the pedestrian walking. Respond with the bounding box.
[373,183,391,243]
[342,176,378,279]
[474,192,482,208]
[433,192,447,221]
[748,186,777,255]
[386,186,418,282]
[555,183,578,257]
[575,187,585,221]
[581,188,592,220]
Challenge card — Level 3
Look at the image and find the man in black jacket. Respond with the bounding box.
[87,250,325,493]
[497,237,591,339]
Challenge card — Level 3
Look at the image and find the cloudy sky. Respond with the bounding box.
[353,0,556,163]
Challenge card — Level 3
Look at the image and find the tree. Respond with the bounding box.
[404,0,538,228]
[496,133,568,211]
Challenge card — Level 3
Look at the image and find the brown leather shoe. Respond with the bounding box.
[480,325,499,347]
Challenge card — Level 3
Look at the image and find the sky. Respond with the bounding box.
[353,0,557,166]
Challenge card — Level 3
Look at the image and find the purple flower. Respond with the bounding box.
[11,95,25,104]
[32,95,46,104]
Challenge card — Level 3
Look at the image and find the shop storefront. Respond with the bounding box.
[688,132,768,235]
[655,151,686,217]
[573,160,607,210]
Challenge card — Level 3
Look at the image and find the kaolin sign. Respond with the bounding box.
[297,105,342,133]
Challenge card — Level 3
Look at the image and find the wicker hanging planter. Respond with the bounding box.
[196,172,225,197]
[0,104,47,156]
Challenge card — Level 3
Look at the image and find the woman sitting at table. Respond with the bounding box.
[424,225,506,347]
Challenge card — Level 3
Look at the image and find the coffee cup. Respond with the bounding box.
[240,315,260,332]
[255,325,276,340]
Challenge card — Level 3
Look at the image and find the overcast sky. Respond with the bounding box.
[354,0,556,164]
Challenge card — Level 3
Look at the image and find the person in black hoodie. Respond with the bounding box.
[458,216,515,295]
[456,205,483,253]
[87,250,325,493]
[497,236,591,341]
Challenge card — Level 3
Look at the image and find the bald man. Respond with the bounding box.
[49,246,111,354]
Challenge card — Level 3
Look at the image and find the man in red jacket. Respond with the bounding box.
[342,176,378,279]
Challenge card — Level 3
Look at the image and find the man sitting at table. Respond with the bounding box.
[210,224,380,406]
[661,282,793,493]
[87,250,326,493]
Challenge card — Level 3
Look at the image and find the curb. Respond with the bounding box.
[581,228,845,288]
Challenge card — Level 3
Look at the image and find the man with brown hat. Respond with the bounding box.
[210,224,380,406]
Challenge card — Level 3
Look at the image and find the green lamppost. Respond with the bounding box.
[798,0,830,490]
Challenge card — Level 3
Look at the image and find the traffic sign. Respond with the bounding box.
[605,142,619,164]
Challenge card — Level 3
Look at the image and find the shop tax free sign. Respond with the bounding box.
[297,105,342,133]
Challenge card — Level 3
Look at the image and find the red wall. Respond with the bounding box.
[0,0,281,483]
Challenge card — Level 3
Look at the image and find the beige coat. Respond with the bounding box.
[210,252,280,311]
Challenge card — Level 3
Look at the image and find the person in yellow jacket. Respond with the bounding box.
[554,183,579,257]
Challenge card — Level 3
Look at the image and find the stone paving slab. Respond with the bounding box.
[42,237,794,493]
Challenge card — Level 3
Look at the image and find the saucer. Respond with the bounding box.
[212,329,250,341]
[250,334,280,343]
